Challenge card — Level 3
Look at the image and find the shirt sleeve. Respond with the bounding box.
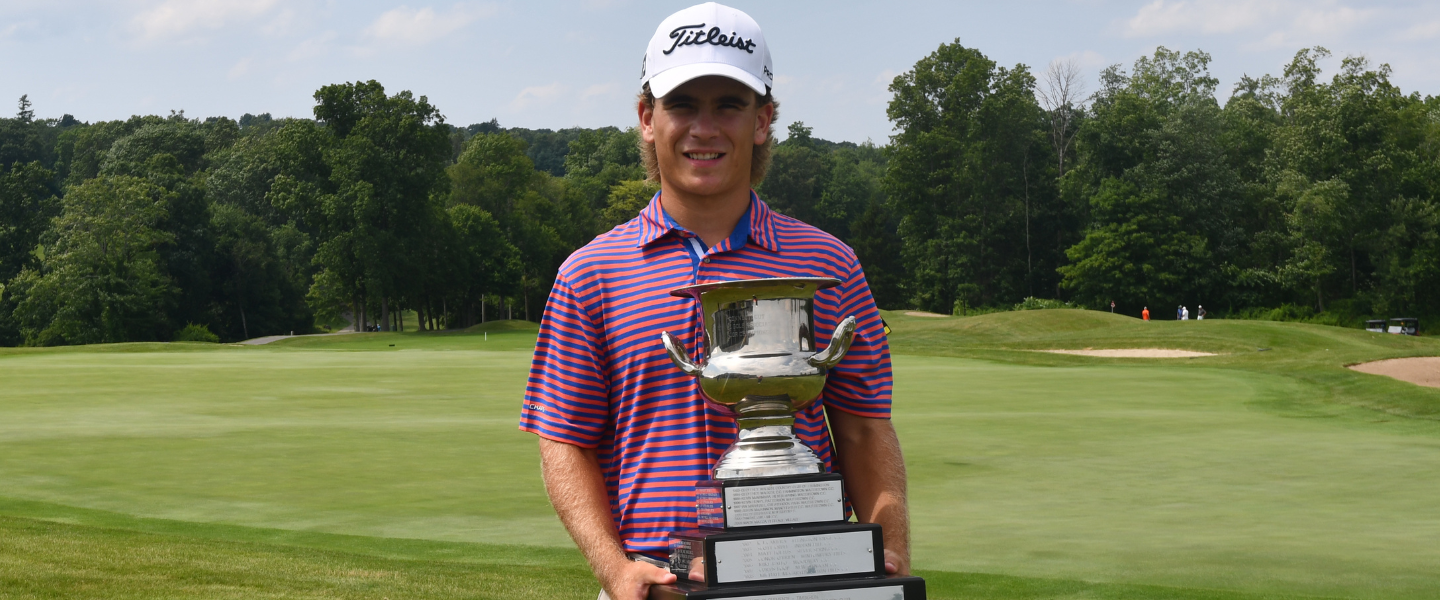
[519,273,611,447]
[816,255,894,419]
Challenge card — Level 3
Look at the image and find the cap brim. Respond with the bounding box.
[646,62,768,98]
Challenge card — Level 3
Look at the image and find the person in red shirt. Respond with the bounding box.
[1142,306,1150,321]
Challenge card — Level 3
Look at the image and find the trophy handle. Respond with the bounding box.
[807,315,857,370]
[661,331,704,376]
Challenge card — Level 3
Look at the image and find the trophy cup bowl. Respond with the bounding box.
[661,277,857,480]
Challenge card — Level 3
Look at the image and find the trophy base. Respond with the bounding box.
[697,473,845,529]
[669,523,884,586]
[649,575,927,599]
[713,426,824,480]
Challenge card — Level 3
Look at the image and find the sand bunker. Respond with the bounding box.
[904,311,950,318]
[1348,357,1440,388]
[1043,348,1217,358]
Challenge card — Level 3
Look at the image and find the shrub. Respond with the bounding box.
[1013,297,1073,311]
[173,323,219,343]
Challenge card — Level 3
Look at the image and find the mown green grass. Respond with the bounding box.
[1,310,1438,599]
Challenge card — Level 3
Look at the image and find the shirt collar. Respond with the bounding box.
[635,191,781,253]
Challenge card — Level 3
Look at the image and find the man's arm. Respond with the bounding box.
[827,408,910,576]
[539,438,676,599]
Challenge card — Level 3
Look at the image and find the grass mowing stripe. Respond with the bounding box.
[0,516,597,600]
[0,514,1339,600]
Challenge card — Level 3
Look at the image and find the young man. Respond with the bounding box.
[517,4,909,600]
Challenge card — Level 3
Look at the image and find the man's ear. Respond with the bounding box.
[639,99,656,143]
[753,101,774,146]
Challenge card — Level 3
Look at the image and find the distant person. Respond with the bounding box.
[1198,305,1206,320]
[1176,305,1183,320]
[1142,307,1150,321]
[1182,306,1190,320]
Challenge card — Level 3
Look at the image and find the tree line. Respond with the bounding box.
[861,42,1439,323]
[0,82,655,345]
[0,41,1437,345]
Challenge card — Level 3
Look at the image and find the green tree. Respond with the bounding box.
[0,162,58,283]
[886,39,1052,312]
[1064,47,1237,311]
[100,122,218,332]
[759,122,830,229]
[311,80,452,331]
[12,176,175,345]
[601,179,660,230]
[1058,177,1208,308]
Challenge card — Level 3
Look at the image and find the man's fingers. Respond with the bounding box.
[883,549,907,576]
[642,563,677,584]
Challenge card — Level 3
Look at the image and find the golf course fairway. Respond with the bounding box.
[2,311,1439,599]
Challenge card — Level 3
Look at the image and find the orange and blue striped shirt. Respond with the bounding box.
[518,192,893,560]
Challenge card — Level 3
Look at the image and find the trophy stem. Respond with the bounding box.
[713,395,824,480]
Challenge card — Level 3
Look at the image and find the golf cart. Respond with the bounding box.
[1388,317,1419,336]
[1365,319,1386,333]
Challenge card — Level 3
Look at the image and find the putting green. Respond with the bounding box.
[1,318,1439,599]
[895,357,1440,599]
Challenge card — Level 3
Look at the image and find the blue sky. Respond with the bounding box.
[2,1,1438,144]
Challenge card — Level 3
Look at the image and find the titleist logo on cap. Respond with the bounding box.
[664,23,757,55]
[640,3,773,98]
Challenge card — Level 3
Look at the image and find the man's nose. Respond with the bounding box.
[690,107,720,139]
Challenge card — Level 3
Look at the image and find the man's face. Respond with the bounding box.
[640,76,773,199]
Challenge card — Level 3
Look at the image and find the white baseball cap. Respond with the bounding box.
[641,2,773,99]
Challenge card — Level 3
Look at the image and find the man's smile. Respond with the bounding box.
[684,152,723,161]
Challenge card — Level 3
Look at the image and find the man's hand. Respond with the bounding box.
[600,560,676,600]
[883,548,909,576]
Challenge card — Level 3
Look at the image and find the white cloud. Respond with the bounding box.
[362,4,494,45]
[0,19,38,40]
[1063,50,1108,69]
[1399,20,1440,41]
[873,69,899,86]
[1124,0,1276,37]
[130,0,281,41]
[511,82,567,110]
[580,82,619,101]
[288,31,336,61]
[1292,5,1372,35]
[1121,0,1371,40]
[580,0,629,9]
[227,57,251,80]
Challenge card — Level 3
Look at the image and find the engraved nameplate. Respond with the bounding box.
[727,585,904,600]
[725,480,844,528]
[712,530,875,584]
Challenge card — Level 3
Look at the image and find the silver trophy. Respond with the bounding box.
[661,277,857,480]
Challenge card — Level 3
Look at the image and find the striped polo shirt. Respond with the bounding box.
[518,192,893,560]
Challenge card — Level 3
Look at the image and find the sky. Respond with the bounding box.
[2,0,1438,144]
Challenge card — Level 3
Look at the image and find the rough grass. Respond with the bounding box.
[3,310,1440,599]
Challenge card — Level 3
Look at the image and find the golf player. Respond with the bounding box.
[518,4,909,599]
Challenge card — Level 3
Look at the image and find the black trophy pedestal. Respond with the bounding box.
[650,575,928,600]
[651,473,926,600]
